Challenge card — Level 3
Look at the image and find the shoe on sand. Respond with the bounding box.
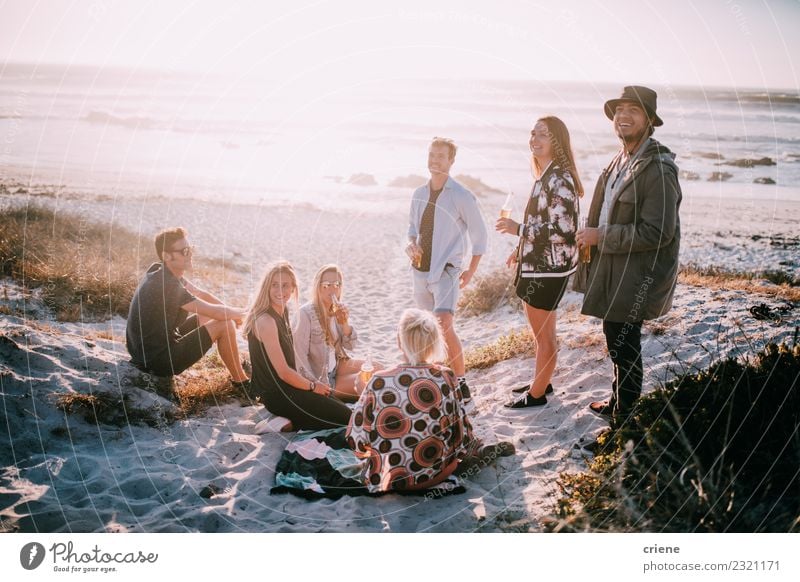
[504,393,547,408]
[589,400,613,421]
[512,383,554,395]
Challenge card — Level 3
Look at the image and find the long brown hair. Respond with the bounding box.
[311,264,343,347]
[243,261,299,337]
[532,116,584,197]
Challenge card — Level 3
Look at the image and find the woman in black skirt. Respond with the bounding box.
[243,261,352,430]
[495,116,583,408]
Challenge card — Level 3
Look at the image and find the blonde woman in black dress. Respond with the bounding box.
[244,261,351,430]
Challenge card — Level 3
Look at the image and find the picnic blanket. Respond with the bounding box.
[271,427,465,499]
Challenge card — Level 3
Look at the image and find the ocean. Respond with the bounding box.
[1,62,799,214]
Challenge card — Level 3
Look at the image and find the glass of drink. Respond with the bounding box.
[579,217,592,263]
[359,357,374,387]
[500,191,513,218]
[407,237,422,269]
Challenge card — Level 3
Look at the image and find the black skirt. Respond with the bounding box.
[515,275,569,311]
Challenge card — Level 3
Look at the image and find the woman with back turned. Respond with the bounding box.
[346,308,513,493]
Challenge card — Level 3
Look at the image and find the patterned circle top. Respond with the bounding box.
[345,363,477,493]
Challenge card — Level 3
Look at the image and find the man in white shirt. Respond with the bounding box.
[406,137,488,404]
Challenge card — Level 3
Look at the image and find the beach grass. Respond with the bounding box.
[0,205,146,321]
[679,264,800,301]
[0,204,248,321]
[459,264,798,319]
[55,391,175,427]
[464,328,536,370]
[174,353,255,417]
[552,342,800,532]
[458,267,521,316]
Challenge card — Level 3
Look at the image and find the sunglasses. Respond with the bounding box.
[320,281,341,290]
[168,246,193,257]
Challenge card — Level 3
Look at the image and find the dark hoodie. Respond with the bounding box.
[581,138,682,322]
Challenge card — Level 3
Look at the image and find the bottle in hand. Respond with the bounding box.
[580,217,592,263]
[500,191,514,218]
[359,356,374,386]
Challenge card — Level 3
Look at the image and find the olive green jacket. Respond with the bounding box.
[580,138,682,322]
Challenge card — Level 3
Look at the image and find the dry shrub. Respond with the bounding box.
[174,356,255,416]
[464,328,535,370]
[564,331,606,349]
[0,204,246,321]
[55,392,171,427]
[0,205,146,321]
[89,329,123,342]
[679,264,800,302]
[458,267,521,316]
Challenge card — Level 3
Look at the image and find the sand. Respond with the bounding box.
[1,182,799,532]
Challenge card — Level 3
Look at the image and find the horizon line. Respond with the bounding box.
[2,60,798,95]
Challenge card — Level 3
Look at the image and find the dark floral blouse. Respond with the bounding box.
[518,163,580,277]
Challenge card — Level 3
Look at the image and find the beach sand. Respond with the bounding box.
[1,182,799,532]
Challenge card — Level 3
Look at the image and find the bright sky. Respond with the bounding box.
[1,0,798,89]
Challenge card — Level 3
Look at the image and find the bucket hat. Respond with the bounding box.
[604,85,663,126]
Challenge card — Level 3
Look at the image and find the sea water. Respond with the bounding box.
[1,62,798,214]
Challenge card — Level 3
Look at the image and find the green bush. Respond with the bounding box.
[555,343,800,532]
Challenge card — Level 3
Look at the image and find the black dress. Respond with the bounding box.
[248,307,351,430]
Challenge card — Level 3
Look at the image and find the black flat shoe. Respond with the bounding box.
[512,383,553,395]
[504,393,547,408]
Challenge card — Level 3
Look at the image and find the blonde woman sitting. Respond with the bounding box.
[245,261,351,431]
[293,264,376,403]
[346,308,513,493]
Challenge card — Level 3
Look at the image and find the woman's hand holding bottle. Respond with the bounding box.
[495,217,520,235]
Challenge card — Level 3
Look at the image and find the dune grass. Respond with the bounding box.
[55,392,176,427]
[0,205,146,321]
[552,342,800,532]
[174,353,255,417]
[0,204,248,321]
[458,264,798,319]
[464,328,535,370]
[458,267,521,316]
[679,264,800,301]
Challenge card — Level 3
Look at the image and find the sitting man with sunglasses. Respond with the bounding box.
[126,227,250,397]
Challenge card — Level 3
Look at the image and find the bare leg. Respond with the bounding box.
[204,319,248,382]
[523,304,558,398]
[332,358,384,401]
[436,312,464,376]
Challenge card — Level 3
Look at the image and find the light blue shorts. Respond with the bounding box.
[412,264,460,314]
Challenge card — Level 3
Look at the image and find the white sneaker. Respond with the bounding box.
[254,415,293,434]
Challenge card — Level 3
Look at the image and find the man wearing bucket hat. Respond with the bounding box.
[575,85,682,423]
